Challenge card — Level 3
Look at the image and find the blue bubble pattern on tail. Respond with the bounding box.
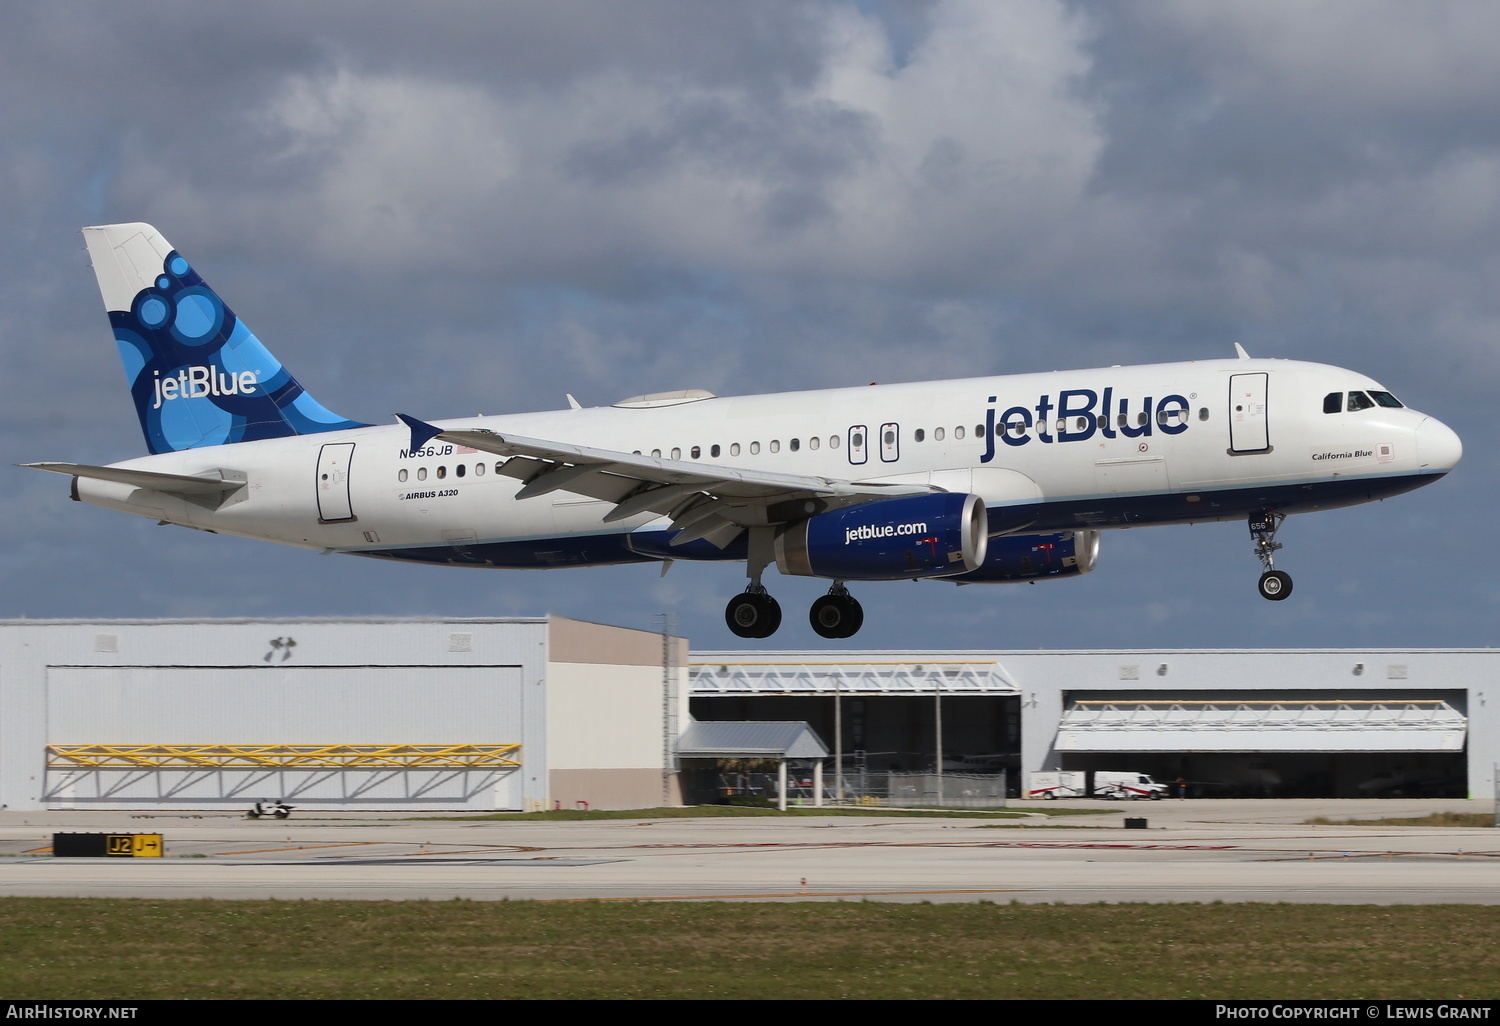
[110,249,366,454]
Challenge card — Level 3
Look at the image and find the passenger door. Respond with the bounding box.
[1228,373,1270,454]
[316,442,356,522]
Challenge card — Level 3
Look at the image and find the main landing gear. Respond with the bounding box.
[725,585,781,639]
[723,583,865,639]
[725,529,866,640]
[809,583,863,640]
[1250,509,1293,601]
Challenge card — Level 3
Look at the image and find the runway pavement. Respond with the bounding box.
[0,799,1494,904]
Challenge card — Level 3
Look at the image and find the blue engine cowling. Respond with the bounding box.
[774,493,988,581]
[945,530,1099,583]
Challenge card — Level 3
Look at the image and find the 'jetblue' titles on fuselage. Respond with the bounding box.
[981,388,1191,463]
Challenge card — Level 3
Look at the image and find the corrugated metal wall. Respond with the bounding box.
[1,619,553,811]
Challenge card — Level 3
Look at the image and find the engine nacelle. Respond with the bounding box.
[946,530,1100,583]
[775,493,988,581]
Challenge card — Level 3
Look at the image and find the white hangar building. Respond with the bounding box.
[0,617,1494,810]
[0,617,688,813]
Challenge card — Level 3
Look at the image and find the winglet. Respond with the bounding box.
[396,414,444,454]
[566,394,582,410]
[1234,342,1251,360]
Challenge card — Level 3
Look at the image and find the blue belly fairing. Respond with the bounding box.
[352,470,1443,570]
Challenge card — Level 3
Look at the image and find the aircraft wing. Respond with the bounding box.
[397,415,936,547]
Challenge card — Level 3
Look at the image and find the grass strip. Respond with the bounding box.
[0,899,1495,1000]
[1305,812,1495,828]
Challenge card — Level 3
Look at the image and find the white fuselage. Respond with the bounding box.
[74,357,1460,573]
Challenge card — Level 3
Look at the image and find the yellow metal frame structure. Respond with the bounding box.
[47,743,522,770]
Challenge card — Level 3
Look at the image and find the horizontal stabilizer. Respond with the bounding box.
[22,462,244,496]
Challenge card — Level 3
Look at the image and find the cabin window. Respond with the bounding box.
[398,468,408,483]
[809,436,820,450]
[436,466,447,480]
[914,428,924,442]
[1117,413,1128,428]
[934,427,945,441]
[495,462,504,474]
[1323,392,1342,414]
[790,438,800,452]
[974,425,985,438]
[954,426,965,440]
[1097,414,1108,430]
[417,467,427,481]
[767,440,779,453]
[1009,421,1024,437]
[830,435,841,449]
[750,441,761,454]
[671,447,681,460]
[1198,408,1209,421]
[651,449,661,458]
[1137,412,1148,426]
[455,464,466,478]
[731,443,741,456]
[691,446,701,459]
[1347,391,1376,412]
[711,444,721,458]
[474,463,485,477]
[1076,417,1088,431]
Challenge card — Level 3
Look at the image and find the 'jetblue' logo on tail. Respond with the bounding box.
[100,236,366,453]
[152,367,260,409]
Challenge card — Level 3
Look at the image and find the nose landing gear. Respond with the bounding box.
[809,583,864,640]
[1250,509,1293,601]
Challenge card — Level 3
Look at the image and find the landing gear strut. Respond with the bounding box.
[1250,509,1293,601]
[809,583,864,640]
[725,585,782,639]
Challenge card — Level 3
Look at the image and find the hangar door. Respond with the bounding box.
[1056,698,1467,753]
[1053,695,1467,798]
[43,665,526,810]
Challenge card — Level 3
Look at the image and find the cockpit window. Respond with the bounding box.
[1323,392,1342,414]
[1368,390,1404,408]
[1346,391,1376,412]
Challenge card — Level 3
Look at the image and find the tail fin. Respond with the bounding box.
[82,223,365,454]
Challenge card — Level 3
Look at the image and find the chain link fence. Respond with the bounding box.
[886,771,1007,808]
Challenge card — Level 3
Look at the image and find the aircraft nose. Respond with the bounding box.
[1416,416,1462,472]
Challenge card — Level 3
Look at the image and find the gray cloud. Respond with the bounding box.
[0,1,1491,648]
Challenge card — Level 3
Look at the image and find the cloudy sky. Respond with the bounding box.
[1,1,1494,650]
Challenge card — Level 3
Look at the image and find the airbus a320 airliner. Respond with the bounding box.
[26,223,1462,639]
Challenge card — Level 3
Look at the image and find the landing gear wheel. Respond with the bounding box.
[725,591,782,639]
[1257,570,1293,601]
[809,593,864,639]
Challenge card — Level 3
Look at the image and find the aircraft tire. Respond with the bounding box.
[726,592,782,639]
[837,596,864,639]
[810,594,864,639]
[1257,570,1293,601]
